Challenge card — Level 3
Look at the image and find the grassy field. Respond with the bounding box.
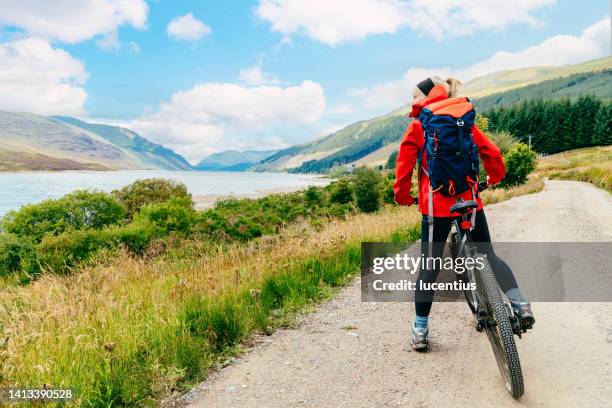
[0,179,544,407]
[534,145,612,192]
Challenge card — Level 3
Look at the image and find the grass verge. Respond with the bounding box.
[0,180,543,407]
[534,145,612,192]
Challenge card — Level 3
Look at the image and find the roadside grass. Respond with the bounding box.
[534,145,612,192]
[0,180,543,407]
[480,177,544,205]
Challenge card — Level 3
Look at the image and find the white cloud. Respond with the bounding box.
[256,0,408,46]
[461,17,611,78]
[130,81,326,161]
[404,0,557,40]
[255,0,556,45]
[0,0,148,43]
[239,65,280,86]
[0,37,87,115]
[166,13,211,42]
[349,17,611,110]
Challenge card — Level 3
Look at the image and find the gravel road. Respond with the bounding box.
[182,180,612,408]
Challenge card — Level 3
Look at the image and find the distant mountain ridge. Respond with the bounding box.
[195,149,279,171]
[52,116,193,170]
[254,57,612,173]
[0,112,193,171]
[473,69,612,112]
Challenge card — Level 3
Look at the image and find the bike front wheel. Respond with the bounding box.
[479,258,524,399]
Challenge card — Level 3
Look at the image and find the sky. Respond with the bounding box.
[0,0,609,163]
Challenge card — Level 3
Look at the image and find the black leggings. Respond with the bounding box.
[415,210,518,317]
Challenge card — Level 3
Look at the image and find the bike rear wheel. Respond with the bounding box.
[479,258,524,399]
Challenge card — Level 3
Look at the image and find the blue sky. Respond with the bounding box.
[0,0,609,162]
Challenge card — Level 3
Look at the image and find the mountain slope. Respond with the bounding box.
[258,57,612,173]
[52,116,193,170]
[0,111,193,171]
[254,108,409,172]
[195,149,278,171]
[462,56,611,98]
[474,69,612,112]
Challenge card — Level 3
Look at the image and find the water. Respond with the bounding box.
[0,170,329,217]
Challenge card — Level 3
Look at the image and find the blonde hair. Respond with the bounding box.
[413,76,462,99]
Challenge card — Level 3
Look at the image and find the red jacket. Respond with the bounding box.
[393,85,506,217]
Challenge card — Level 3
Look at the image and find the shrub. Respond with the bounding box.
[1,190,125,242]
[304,186,323,206]
[35,229,110,273]
[0,234,35,276]
[329,178,353,204]
[105,221,160,254]
[502,143,537,187]
[112,178,192,220]
[353,167,382,213]
[381,175,396,204]
[135,197,197,235]
[476,114,490,132]
[489,131,519,156]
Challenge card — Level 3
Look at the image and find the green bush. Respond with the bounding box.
[112,178,192,220]
[0,234,36,276]
[381,175,396,204]
[476,114,490,132]
[105,221,160,254]
[135,197,197,235]
[1,190,125,242]
[304,186,323,206]
[35,229,110,273]
[502,143,537,187]
[353,167,382,213]
[329,178,353,204]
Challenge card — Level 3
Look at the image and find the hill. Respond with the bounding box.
[52,116,193,170]
[474,69,612,112]
[461,57,611,98]
[195,149,278,171]
[258,57,611,173]
[253,106,409,172]
[0,112,193,171]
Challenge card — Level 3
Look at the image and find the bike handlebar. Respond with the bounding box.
[411,181,489,205]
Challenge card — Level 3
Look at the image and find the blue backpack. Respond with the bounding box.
[418,97,479,196]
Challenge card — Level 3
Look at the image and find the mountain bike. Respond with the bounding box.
[414,182,526,399]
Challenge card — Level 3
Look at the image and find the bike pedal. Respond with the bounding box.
[520,316,535,331]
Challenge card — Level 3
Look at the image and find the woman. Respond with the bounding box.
[393,76,534,350]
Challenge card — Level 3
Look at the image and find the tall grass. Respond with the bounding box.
[0,206,420,407]
[480,177,544,205]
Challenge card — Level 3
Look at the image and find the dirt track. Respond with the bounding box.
[182,180,612,408]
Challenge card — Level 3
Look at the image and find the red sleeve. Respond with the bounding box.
[393,120,423,205]
[472,125,506,184]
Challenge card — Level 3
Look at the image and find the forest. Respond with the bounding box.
[486,95,611,154]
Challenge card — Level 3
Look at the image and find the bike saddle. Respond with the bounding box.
[450,199,478,214]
